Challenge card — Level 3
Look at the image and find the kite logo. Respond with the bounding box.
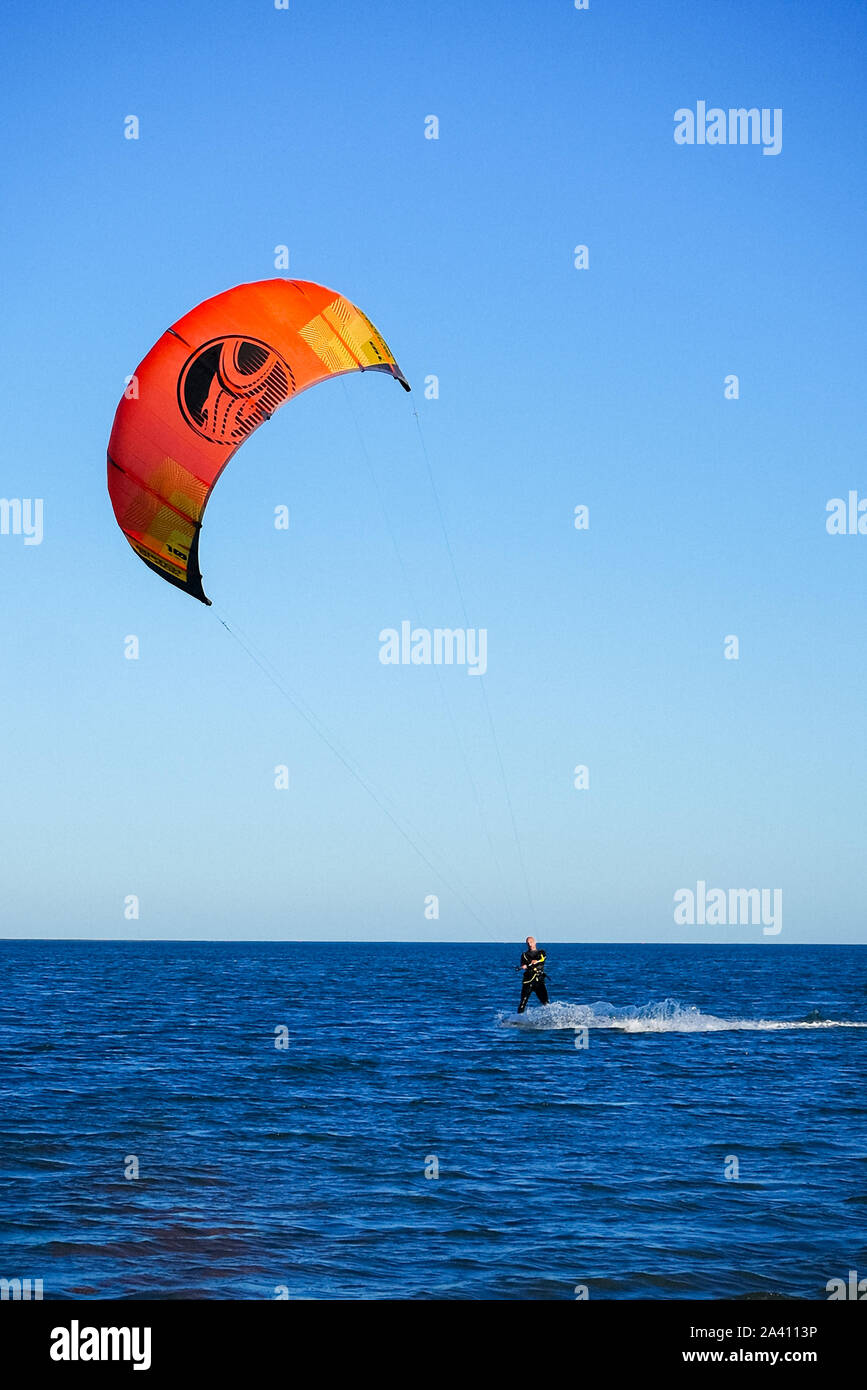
[178,336,295,446]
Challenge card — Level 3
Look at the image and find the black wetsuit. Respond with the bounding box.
[518,947,548,1012]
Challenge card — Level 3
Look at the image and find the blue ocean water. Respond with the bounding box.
[1,941,865,1301]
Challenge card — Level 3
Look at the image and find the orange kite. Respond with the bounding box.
[107,279,409,604]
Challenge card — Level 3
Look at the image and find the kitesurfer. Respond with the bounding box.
[517,936,548,1012]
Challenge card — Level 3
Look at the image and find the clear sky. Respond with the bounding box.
[1,1,865,942]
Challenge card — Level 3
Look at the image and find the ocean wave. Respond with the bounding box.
[499,997,867,1033]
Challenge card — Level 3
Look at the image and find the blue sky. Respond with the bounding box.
[1,0,865,941]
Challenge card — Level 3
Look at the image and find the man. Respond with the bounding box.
[517,936,549,1013]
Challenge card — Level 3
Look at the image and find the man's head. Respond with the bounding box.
[526,936,536,950]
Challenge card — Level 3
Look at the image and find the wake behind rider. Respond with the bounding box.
[518,936,549,1013]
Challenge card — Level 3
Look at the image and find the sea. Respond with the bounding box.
[1,941,865,1301]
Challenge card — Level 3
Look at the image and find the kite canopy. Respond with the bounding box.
[107,278,409,604]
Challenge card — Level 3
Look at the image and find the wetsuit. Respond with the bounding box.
[518,947,548,1012]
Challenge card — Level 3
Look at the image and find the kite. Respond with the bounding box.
[107,279,409,604]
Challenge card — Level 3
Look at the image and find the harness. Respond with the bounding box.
[522,957,547,986]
